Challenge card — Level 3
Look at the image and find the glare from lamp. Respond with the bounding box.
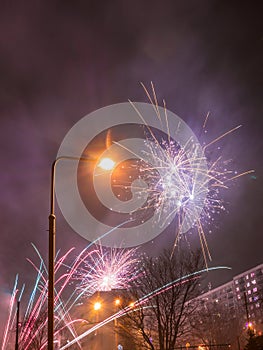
[94,302,101,311]
[98,157,116,171]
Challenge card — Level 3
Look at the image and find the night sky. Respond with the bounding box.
[0,1,262,338]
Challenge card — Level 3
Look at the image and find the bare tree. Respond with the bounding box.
[190,298,244,350]
[118,249,204,350]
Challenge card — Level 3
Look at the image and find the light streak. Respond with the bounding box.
[1,247,86,350]
[1,224,138,349]
[1,275,19,350]
[60,265,231,349]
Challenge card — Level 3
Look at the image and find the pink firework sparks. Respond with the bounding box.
[1,245,91,350]
[2,243,140,349]
[75,245,140,296]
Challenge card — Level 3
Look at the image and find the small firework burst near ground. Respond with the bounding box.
[75,245,140,296]
[1,244,140,349]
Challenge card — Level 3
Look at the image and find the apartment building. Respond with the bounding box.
[233,263,263,331]
[195,263,263,329]
[183,263,263,349]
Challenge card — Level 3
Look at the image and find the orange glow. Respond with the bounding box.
[115,298,121,306]
[94,301,101,311]
[98,157,115,170]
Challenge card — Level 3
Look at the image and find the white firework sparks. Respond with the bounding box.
[112,83,254,264]
[75,245,140,296]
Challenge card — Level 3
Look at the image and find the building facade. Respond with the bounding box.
[182,263,263,349]
[233,263,263,332]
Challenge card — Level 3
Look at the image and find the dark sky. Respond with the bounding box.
[0,0,262,338]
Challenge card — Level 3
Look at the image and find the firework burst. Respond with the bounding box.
[59,265,231,350]
[113,83,254,264]
[75,245,140,296]
[1,243,140,349]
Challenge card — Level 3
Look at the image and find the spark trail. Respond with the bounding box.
[1,239,139,350]
[60,265,231,349]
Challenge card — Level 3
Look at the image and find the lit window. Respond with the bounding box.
[236,287,239,292]
[248,290,252,295]
[247,282,250,287]
[237,294,241,300]
[235,280,239,285]
[252,279,256,285]
[251,272,255,277]
[256,303,260,308]
[246,275,249,280]
[249,297,253,302]
[254,296,259,301]
[253,287,257,293]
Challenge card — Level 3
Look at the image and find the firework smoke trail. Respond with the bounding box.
[59,265,230,349]
[75,244,140,296]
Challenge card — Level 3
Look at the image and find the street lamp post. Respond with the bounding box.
[114,299,121,350]
[47,156,115,350]
[48,157,61,350]
[15,300,20,350]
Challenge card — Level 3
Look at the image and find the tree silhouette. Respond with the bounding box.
[118,249,204,350]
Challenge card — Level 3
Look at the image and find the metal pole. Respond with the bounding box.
[48,160,57,350]
[237,336,241,350]
[15,300,20,350]
[48,156,97,350]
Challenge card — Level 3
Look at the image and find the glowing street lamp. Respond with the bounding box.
[48,156,115,350]
[94,302,102,311]
[114,298,121,349]
[98,157,116,171]
[115,298,121,306]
